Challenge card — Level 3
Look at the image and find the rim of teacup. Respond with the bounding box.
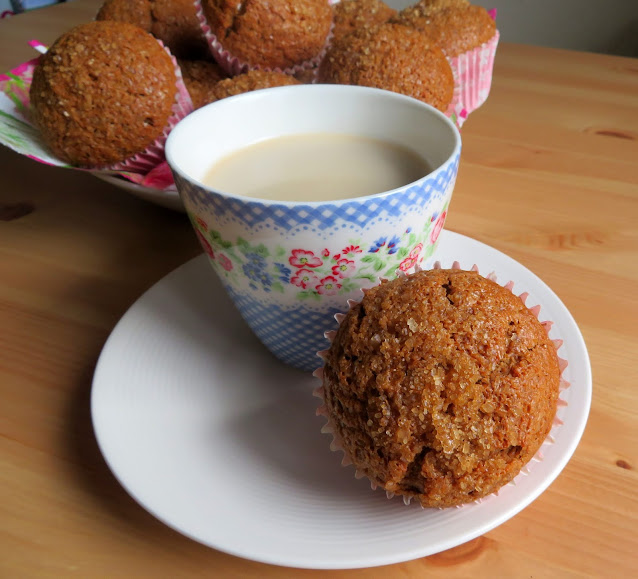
[165,84,462,207]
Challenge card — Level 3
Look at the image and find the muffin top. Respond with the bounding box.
[402,0,470,17]
[210,70,301,101]
[332,0,397,43]
[30,21,177,167]
[201,0,333,70]
[179,59,228,109]
[96,0,152,30]
[322,268,560,507]
[394,0,496,56]
[317,23,454,112]
[96,0,209,59]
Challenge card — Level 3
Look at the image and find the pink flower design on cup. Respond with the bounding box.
[196,230,215,259]
[332,258,356,278]
[289,249,322,268]
[399,243,423,272]
[430,210,447,244]
[316,276,342,296]
[291,269,319,289]
[218,253,233,271]
[342,244,363,255]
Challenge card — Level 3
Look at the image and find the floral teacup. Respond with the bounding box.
[166,85,461,372]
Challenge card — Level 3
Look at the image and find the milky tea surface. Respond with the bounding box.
[202,133,432,202]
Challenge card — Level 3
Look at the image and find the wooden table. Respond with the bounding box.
[1,1,637,576]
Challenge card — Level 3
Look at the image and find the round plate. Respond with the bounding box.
[91,230,591,569]
[95,174,183,212]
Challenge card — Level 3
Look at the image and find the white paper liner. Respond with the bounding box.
[313,260,569,509]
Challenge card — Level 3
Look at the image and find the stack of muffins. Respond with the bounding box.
[28,0,499,171]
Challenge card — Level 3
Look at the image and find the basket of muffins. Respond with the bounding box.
[0,0,498,199]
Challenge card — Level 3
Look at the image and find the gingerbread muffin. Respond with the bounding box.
[320,268,560,508]
[210,70,301,101]
[332,0,397,43]
[96,0,209,59]
[179,59,227,109]
[393,0,496,56]
[199,0,333,71]
[30,21,178,167]
[317,23,454,112]
[96,0,151,30]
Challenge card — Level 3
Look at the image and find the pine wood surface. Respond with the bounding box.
[1,1,636,577]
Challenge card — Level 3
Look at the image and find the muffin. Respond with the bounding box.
[96,0,152,30]
[96,0,209,59]
[332,0,397,43]
[209,70,301,101]
[393,0,498,117]
[198,0,333,72]
[393,0,496,56]
[317,23,454,112]
[30,21,179,167]
[319,268,561,508]
[179,58,227,109]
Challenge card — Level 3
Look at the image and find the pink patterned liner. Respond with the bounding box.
[444,64,465,129]
[194,0,334,77]
[449,29,500,118]
[312,260,569,508]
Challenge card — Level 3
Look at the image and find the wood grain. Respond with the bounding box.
[1,1,637,577]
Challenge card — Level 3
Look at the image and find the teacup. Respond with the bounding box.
[166,85,461,372]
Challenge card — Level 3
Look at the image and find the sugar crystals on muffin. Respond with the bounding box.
[318,23,455,112]
[318,267,561,508]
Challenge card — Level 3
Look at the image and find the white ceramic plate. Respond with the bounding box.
[95,174,183,212]
[91,230,591,569]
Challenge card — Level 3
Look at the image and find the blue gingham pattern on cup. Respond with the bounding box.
[225,284,337,371]
[175,154,459,233]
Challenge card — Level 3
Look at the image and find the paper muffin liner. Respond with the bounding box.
[0,39,193,191]
[312,260,569,508]
[195,0,334,77]
[448,28,500,119]
[444,64,465,129]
